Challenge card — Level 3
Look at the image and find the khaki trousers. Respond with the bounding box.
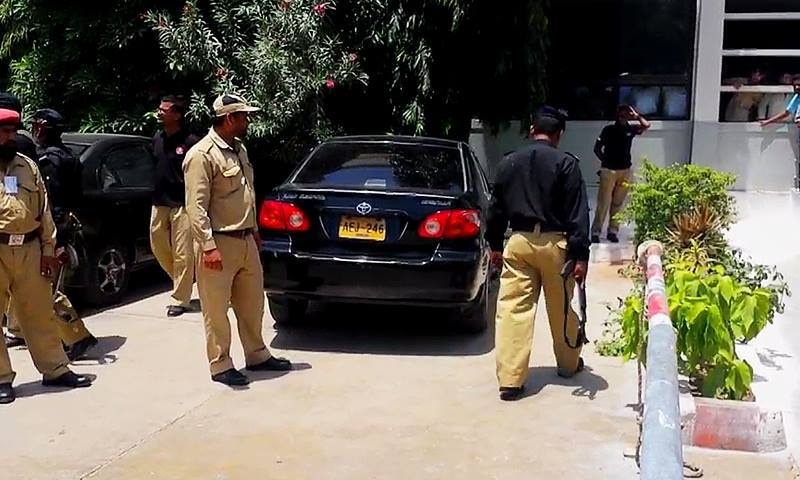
[591,167,631,236]
[6,291,92,347]
[0,240,70,384]
[150,205,195,306]
[195,233,271,375]
[495,231,582,388]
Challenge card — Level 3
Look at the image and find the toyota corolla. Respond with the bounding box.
[259,135,493,332]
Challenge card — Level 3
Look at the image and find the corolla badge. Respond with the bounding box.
[356,202,372,215]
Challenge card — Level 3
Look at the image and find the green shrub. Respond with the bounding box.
[620,161,736,246]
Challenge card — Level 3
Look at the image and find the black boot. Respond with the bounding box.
[246,357,293,372]
[42,371,92,388]
[0,383,14,404]
[211,369,250,386]
[67,335,99,362]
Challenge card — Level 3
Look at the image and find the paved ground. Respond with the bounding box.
[2,191,798,479]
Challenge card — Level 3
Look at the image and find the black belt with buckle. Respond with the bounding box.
[213,229,251,239]
[0,231,39,246]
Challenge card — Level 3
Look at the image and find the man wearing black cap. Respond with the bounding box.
[5,108,98,361]
[0,108,92,404]
[487,106,591,401]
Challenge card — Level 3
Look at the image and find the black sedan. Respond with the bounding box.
[62,133,157,306]
[259,135,494,332]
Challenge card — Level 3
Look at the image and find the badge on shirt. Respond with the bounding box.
[176,145,186,155]
[4,176,18,195]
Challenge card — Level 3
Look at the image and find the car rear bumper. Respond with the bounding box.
[261,241,489,307]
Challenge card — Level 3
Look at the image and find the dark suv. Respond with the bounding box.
[61,133,158,306]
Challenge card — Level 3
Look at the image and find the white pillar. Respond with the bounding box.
[690,0,725,168]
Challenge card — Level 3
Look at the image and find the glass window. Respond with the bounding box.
[726,0,800,13]
[293,142,465,193]
[547,0,696,120]
[100,144,155,190]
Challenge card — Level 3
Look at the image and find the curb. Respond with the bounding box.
[680,395,787,452]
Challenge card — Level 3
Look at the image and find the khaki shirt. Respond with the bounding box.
[0,153,57,256]
[183,128,257,252]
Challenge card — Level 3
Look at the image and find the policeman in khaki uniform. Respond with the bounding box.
[0,109,92,404]
[5,109,98,361]
[183,94,292,386]
[487,107,591,401]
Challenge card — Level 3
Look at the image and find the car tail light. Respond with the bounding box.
[259,200,310,232]
[418,209,480,240]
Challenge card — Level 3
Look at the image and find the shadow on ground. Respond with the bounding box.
[14,374,99,399]
[270,284,498,357]
[521,365,609,401]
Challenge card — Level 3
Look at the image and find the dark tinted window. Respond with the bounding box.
[726,0,800,13]
[64,143,90,158]
[100,144,154,190]
[293,142,465,193]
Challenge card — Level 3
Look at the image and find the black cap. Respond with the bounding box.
[533,105,568,133]
[0,92,22,114]
[31,108,66,128]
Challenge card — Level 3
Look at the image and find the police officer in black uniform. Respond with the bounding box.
[487,106,591,401]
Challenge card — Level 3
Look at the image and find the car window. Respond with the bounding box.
[471,148,491,196]
[293,142,465,193]
[64,143,90,158]
[100,144,154,190]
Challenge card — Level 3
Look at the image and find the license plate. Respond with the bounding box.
[338,216,386,241]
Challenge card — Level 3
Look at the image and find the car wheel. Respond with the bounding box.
[268,297,308,326]
[83,244,130,307]
[460,282,490,334]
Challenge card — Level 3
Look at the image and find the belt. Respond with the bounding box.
[0,231,39,246]
[213,229,252,239]
[509,219,562,234]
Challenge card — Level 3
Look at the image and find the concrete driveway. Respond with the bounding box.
[0,253,794,479]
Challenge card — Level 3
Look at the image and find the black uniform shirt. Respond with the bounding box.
[486,140,591,261]
[597,122,643,170]
[36,142,82,223]
[152,128,199,208]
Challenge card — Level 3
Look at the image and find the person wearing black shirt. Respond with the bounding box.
[591,105,650,243]
[150,95,199,317]
[487,106,590,401]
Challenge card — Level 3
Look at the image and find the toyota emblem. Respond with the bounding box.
[356,202,372,215]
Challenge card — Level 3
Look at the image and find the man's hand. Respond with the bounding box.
[203,248,223,271]
[628,106,640,119]
[41,254,61,278]
[573,260,588,284]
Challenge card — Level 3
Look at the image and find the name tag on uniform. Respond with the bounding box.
[8,234,24,246]
[4,176,18,195]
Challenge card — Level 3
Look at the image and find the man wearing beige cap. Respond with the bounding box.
[183,94,292,386]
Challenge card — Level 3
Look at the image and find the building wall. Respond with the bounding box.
[469,120,692,186]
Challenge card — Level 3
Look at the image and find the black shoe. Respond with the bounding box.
[0,383,14,404]
[211,369,250,386]
[500,386,525,401]
[67,335,99,362]
[246,356,293,372]
[42,371,92,388]
[167,305,189,317]
[557,357,585,378]
[590,235,600,244]
[4,334,25,348]
[607,233,619,243]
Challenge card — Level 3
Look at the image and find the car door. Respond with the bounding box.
[96,139,156,264]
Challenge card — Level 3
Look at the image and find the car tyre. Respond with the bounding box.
[268,297,308,326]
[460,282,490,334]
[83,243,130,307]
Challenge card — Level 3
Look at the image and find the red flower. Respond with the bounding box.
[279,0,291,11]
[137,12,148,21]
[313,2,328,16]
[348,53,358,63]
[182,3,194,14]
[324,79,336,89]
[215,67,228,79]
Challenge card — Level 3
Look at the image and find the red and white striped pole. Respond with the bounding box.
[636,240,683,480]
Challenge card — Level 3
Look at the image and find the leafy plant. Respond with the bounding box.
[620,161,737,246]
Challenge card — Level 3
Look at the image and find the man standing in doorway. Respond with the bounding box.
[591,104,650,244]
[183,94,292,386]
[150,95,199,317]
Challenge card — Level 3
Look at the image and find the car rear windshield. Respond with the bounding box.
[292,142,465,193]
